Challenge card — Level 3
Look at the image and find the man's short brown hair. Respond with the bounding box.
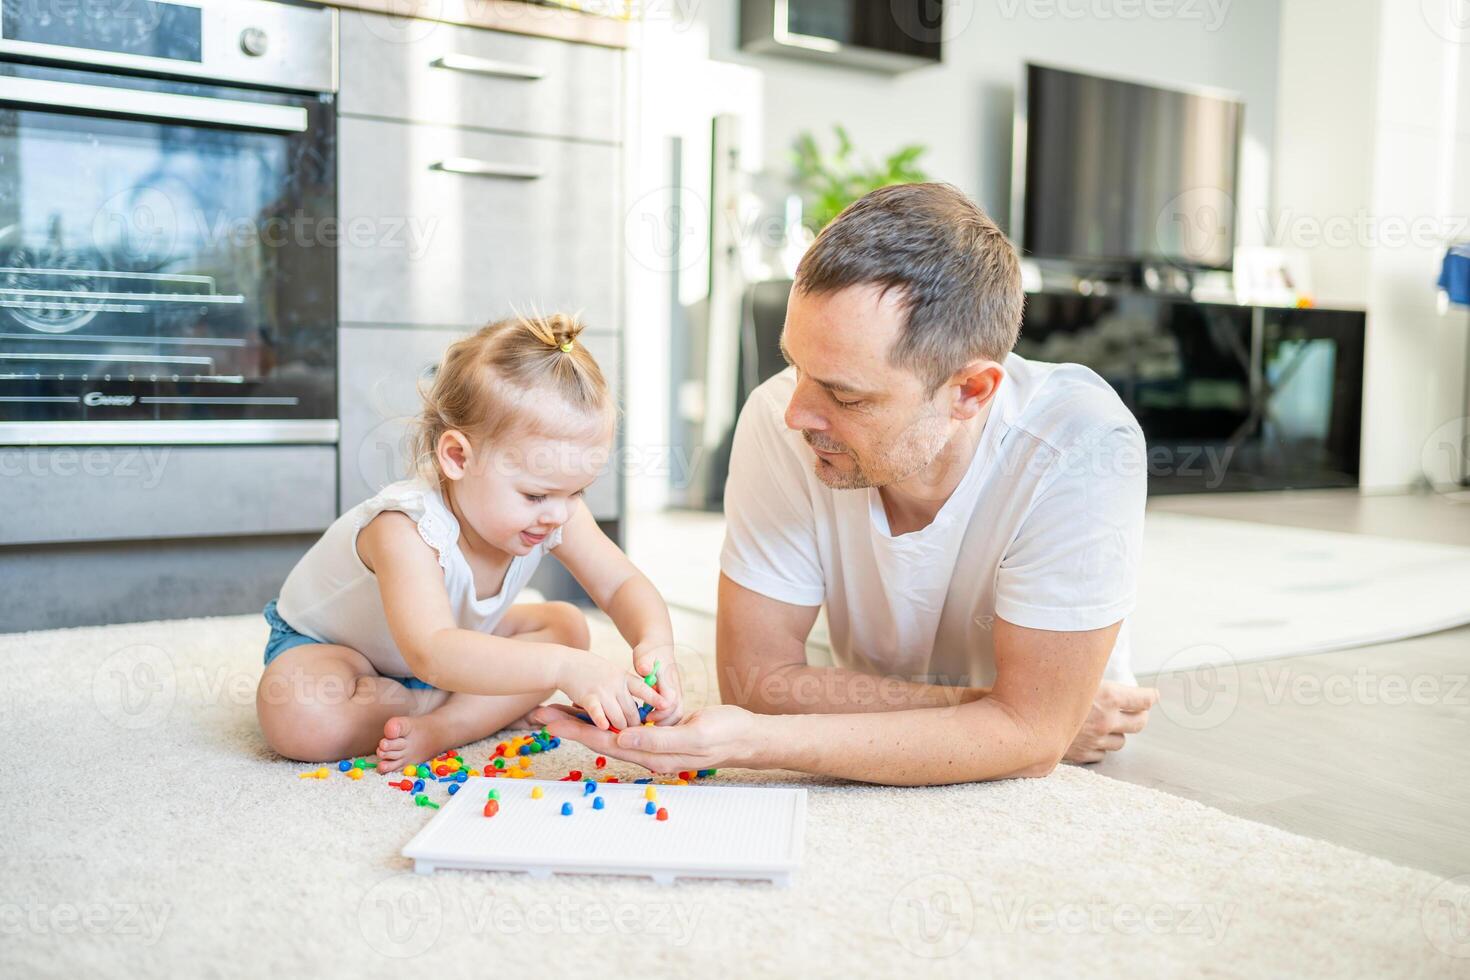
[793,182,1023,391]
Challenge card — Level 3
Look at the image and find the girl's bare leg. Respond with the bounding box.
[374,601,590,771]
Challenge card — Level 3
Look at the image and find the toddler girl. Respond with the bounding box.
[255,313,680,771]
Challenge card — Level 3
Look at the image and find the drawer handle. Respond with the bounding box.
[430,53,546,81]
[430,157,545,180]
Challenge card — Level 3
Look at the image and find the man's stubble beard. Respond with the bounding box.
[806,408,951,491]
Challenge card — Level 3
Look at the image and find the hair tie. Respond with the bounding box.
[559,341,574,353]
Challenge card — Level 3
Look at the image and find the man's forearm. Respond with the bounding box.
[744,699,1058,786]
[720,660,988,715]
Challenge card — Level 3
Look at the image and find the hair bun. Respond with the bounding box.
[522,312,586,352]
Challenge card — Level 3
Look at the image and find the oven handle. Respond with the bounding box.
[430,53,546,81]
[429,157,545,180]
[0,76,308,133]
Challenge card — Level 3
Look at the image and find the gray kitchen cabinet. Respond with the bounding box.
[337,115,620,332]
[1,445,337,547]
[336,11,626,579]
[338,10,622,144]
[338,325,621,521]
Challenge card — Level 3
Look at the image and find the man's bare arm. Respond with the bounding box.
[717,574,989,714]
[754,617,1119,783]
[541,615,1120,785]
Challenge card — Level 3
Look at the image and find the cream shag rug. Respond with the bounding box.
[1,613,1466,978]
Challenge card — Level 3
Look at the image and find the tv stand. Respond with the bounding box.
[1026,257,1205,299]
[1018,287,1365,493]
[1138,262,1195,296]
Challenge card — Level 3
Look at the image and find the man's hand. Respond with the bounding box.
[1063,681,1158,763]
[530,702,761,774]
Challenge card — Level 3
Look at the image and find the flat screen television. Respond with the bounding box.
[1013,63,1244,270]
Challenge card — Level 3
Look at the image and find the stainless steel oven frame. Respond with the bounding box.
[0,0,338,447]
[0,0,337,94]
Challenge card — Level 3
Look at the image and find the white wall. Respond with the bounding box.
[695,1,1282,236]
[1271,0,1380,308]
[1275,0,1470,490]
[623,0,1285,510]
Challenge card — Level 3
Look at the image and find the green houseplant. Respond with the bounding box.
[791,125,932,232]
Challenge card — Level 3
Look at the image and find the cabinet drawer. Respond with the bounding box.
[0,445,336,546]
[339,11,622,143]
[338,116,620,331]
[339,325,621,521]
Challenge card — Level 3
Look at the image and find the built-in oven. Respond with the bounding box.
[0,0,336,445]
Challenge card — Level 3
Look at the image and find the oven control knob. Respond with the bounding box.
[240,27,269,57]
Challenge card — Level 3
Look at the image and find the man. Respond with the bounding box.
[535,183,1157,784]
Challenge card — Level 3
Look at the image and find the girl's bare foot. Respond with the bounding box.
[376,715,450,772]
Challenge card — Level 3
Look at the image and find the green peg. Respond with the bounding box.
[643,659,661,687]
[487,789,499,801]
[415,794,440,809]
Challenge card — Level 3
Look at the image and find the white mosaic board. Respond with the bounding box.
[403,777,807,886]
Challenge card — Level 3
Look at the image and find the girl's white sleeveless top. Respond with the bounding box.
[275,477,562,679]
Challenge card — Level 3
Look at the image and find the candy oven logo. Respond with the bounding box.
[83,391,137,407]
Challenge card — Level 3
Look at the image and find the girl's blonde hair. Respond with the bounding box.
[408,313,612,488]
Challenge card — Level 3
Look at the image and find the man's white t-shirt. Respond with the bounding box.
[719,352,1147,688]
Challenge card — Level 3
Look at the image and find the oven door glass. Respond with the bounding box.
[0,62,335,435]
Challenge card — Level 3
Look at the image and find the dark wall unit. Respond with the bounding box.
[740,0,942,72]
[1018,291,1364,493]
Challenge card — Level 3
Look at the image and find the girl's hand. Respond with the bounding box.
[632,640,685,726]
[531,703,760,775]
[558,652,669,731]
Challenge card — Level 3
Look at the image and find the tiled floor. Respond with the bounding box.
[629,489,1470,878]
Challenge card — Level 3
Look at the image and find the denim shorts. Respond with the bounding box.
[262,599,437,691]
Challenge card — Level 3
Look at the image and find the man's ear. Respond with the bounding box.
[949,359,1004,421]
[436,430,473,481]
